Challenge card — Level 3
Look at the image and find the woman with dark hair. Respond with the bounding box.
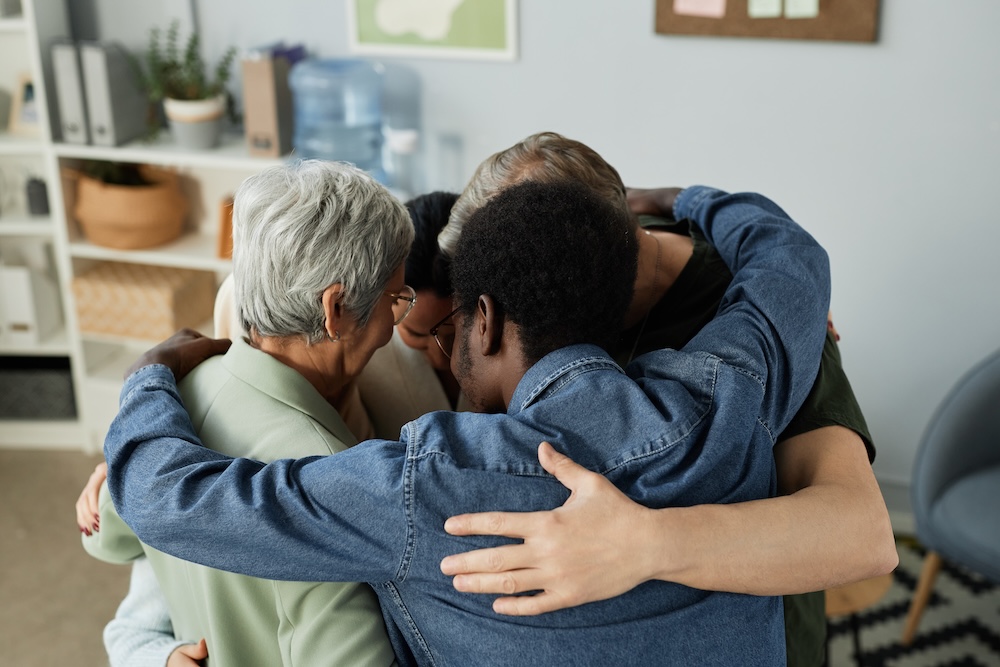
[355,192,473,438]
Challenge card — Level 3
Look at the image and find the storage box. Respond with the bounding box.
[72,261,215,340]
[0,356,77,420]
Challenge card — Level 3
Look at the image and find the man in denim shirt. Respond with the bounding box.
[105,179,830,666]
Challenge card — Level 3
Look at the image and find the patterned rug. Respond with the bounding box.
[826,538,1000,666]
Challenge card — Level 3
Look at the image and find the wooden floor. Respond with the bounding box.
[0,447,131,667]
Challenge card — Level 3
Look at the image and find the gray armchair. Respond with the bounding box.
[902,348,1000,644]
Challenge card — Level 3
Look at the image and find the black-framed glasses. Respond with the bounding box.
[386,285,417,325]
[430,306,460,358]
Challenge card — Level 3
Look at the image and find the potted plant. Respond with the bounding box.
[67,160,188,250]
[133,20,237,149]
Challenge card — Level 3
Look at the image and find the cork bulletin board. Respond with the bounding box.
[656,0,880,43]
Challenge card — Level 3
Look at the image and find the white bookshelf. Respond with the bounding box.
[1,1,281,451]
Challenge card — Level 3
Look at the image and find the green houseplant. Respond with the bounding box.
[133,20,237,149]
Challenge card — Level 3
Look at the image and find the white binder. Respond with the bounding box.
[0,265,62,347]
[80,41,147,147]
[51,41,90,144]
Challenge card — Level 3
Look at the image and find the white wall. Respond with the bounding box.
[98,1,1000,488]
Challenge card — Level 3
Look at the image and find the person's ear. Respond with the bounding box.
[478,294,503,356]
[321,284,347,340]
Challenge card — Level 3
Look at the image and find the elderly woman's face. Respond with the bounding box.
[342,264,408,377]
[396,290,456,372]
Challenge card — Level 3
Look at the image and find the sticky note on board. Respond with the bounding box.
[784,0,819,19]
[748,0,782,18]
[673,0,726,19]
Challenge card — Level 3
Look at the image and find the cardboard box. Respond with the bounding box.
[242,43,304,157]
[72,261,215,341]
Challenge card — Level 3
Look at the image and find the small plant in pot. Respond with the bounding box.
[133,20,237,149]
[69,160,188,250]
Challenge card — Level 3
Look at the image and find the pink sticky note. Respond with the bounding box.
[673,0,726,18]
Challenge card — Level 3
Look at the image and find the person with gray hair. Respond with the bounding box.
[437,131,631,257]
[80,159,411,667]
[233,160,412,343]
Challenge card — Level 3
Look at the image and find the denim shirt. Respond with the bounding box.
[106,187,830,667]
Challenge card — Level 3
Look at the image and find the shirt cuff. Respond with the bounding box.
[673,185,723,221]
[119,364,178,405]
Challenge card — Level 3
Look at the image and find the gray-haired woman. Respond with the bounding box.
[80,160,412,666]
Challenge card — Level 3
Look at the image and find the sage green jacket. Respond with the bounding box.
[84,337,396,667]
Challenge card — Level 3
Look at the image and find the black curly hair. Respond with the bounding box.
[450,180,638,365]
[404,191,458,298]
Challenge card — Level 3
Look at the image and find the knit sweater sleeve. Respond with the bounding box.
[103,558,189,667]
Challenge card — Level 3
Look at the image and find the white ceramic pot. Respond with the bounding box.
[163,94,226,149]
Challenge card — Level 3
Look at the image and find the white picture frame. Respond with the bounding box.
[347,0,518,62]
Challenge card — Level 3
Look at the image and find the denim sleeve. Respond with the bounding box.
[672,186,831,437]
[104,364,410,583]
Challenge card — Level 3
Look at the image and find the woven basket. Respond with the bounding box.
[72,165,189,250]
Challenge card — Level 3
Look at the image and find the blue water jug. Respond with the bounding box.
[289,59,385,177]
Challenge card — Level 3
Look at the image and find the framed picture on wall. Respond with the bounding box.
[347,0,518,61]
[7,74,40,137]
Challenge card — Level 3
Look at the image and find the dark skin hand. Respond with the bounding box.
[125,328,232,382]
[625,187,683,219]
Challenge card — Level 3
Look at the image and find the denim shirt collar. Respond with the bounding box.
[507,343,625,416]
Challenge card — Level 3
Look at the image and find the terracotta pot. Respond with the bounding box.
[72,165,188,250]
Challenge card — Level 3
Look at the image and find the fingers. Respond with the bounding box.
[443,509,538,539]
[537,441,597,493]
[76,462,107,534]
[451,567,547,596]
[493,591,573,617]
[75,489,94,535]
[125,329,232,381]
[441,543,533,576]
[180,638,209,659]
[170,638,209,666]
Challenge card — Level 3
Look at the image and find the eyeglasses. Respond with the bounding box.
[430,306,460,358]
[386,285,417,325]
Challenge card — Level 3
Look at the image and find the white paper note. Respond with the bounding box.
[748,0,782,18]
[673,0,727,19]
[785,0,819,19]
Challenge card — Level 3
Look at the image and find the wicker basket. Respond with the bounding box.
[71,165,189,250]
[72,261,215,341]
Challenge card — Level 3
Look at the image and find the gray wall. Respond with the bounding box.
[85,0,1000,489]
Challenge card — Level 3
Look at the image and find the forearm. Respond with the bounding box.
[651,427,897,594]
[674,187,831,432]
[105,365,405,582]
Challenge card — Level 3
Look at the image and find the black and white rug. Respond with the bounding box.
[826,538,1000,666]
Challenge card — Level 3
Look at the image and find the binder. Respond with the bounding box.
[0,264,62,347]
[79,41,148,147]
[242,43,305,157]
[51,41,90,144]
